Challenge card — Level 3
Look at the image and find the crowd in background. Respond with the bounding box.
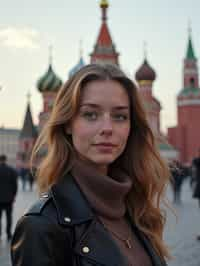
[0,149,200,241]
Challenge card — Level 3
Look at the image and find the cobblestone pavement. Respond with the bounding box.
[0,179,200,266]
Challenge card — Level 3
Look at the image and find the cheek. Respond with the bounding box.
[71,121,96,145]
[118,124,130,143]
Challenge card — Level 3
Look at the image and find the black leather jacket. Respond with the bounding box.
[11,174,167,266]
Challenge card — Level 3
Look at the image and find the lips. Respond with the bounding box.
[93,143,117,147]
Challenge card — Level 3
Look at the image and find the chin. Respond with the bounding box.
[91,155,116,165]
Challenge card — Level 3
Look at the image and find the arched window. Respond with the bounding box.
[189,77,195,88]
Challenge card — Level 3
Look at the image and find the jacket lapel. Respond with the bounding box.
[74,218,128,266]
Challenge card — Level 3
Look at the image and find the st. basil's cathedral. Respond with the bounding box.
[17,0,200,168]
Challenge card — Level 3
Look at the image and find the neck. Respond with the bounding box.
[76,154,108,175]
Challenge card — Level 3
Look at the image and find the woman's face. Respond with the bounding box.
[69,79,130,174]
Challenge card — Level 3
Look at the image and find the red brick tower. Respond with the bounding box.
[90,0,119,65]
[168,29,200,164]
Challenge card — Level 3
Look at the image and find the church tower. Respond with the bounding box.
[90,0,119,65]
[37,47,62,131]
[168,27,200,163]
[136,50,178,161]
[17,94,37,169]
[135,54,161,136]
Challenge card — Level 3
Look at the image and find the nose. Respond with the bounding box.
[100,115,113,136]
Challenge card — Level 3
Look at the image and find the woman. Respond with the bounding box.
[11,64,171,266]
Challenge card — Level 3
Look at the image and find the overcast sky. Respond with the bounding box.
[0,0,200,133]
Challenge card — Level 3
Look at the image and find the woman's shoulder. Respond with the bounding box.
[15,192,56,231]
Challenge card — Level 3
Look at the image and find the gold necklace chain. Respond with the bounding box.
[102,220,132,249]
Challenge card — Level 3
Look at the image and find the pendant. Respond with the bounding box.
[125,239,132,249]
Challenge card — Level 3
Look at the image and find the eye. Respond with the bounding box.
[112,114,129,121]
[82,111,98,121]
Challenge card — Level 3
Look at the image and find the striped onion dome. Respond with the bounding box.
[37,64,62,92]
[135,59,156,82]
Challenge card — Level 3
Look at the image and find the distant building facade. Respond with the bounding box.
[0,127,20,167]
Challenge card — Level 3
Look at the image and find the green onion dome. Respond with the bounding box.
[37,64,62,93]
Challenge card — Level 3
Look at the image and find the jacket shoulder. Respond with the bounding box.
[25,192,52,216]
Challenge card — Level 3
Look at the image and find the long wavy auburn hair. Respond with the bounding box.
[32,63,171,260]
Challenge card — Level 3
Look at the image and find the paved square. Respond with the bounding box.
[1,179,200,266]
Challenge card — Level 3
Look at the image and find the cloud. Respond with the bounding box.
[0,26,40,50]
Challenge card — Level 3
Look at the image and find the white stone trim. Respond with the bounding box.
[178,99,200,106]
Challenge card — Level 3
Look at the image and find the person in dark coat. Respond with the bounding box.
[192,148,200,240]
[0,154,18,240]
[25,168,35,191]
[192,149,200,204]
[11,64,171,265]
[170,160,185,204]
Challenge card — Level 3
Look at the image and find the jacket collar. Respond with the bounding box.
[50,173,94,226]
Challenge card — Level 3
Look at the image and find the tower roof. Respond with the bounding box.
[186,36,196,60]
[69,57,85,77]
[90,1,119,65]
[135,59,156,82]
[37,63,62,93]
[69,41,86,77]
[186,25,196,60]
[20,101,37,139]
[37,47,62,92]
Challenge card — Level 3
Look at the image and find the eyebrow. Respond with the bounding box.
[80,103,129,110]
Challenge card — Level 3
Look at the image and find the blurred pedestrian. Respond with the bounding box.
[0,154,18,240]
[25,168,35,191]
[192,148,200,240]
[170,160,185,204]
[19,167,28,191]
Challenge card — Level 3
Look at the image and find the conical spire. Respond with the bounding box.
[186,25,196,60]
[20,94,37,139]
[90,0,119,65]
[97,0,112,47]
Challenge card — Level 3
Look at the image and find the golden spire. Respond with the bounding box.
[100,0,109,21]
[100,0,109,8]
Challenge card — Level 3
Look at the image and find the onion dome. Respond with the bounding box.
[37,47,62,92]
[69,42,85,77]
[37,64,62,92]
[69,57,85,77]
[135,59,156,82]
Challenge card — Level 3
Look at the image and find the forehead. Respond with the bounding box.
[80,80,129,106]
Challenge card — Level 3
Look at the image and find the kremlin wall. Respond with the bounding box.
[16,0,200,168]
